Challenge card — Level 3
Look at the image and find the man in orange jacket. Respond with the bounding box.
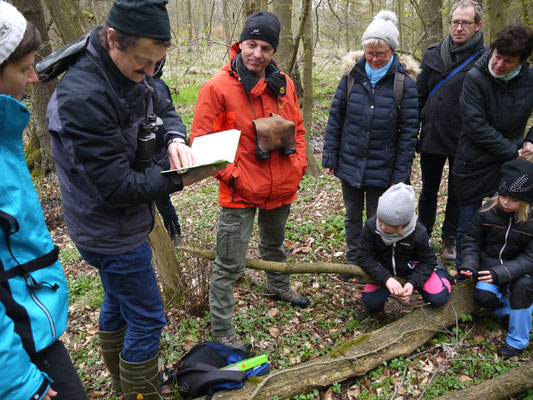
[191,11,309,350]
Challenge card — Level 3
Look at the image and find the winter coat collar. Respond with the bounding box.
[475,50,530,85]
[0,94,29,144]
[341,50,420,80]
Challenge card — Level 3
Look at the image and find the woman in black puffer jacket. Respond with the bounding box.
[322,10,418,268]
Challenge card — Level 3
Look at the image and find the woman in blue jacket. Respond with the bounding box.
[322,10,419,273]
[0,3,85,399]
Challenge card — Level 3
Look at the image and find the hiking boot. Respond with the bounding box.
[497,343,523,358]
[441,239,456,262]
[354,306,370,322]
[337,273,353,282]
[266,287,310,308]
[213,333,251,353]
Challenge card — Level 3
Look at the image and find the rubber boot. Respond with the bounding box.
[98,326,127,394]
[119,353,160,400]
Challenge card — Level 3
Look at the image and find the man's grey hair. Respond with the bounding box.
[451,0,483,23]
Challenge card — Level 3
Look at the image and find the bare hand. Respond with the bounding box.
[325,168,335,175]
[385,277,404,296]
[44,387,57,399]
[168,142,195,169]
[459,270,473,279]
[477,270,493,283]
[398,282,414,303]
[180,164,225,186]
[519,142,533,160]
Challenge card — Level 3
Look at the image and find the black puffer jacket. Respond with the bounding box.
[47,27,186,254]
[417,41,484,156]
[322,53,419,189]
[460,202,533,285]
[453,52,533,205]
[356,216,437,290]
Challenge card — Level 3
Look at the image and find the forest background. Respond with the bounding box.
[10,0,533,399]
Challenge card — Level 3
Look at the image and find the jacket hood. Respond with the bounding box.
[341,50,420,80]
[475,49,531,82]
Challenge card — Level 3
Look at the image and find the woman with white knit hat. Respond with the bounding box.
[322,11,419,280]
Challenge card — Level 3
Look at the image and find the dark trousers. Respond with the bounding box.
[418,152,459,241]
[456,200,482,270]
[78,241,166,362]
[341,182,385,264]
[32,340,87,399]
[156,195,181,238]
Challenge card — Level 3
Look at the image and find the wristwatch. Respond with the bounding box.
[168,137,185,145]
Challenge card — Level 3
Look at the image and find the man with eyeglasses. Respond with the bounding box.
[417,0,484,265]
[44,1,218,398]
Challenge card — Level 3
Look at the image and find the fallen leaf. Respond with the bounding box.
[269,327,280,338]
[459,375,471,382]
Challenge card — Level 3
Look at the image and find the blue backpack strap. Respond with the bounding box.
[427,47,484,101]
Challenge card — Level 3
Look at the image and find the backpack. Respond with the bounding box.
[168,342,270,399]
[346,71,405,108]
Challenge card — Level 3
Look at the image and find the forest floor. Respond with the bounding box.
[35,46,533,399]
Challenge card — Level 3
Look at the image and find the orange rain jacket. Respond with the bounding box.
[191,43,307,209]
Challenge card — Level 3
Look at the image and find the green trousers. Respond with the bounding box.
[210,205,291,337]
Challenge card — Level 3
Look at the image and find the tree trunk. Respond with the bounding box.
[272,0,293,73]
[435,362,533,400]
[487,0,510,42]
[198,283,479,400]
[222,0,232,45]
[417,0,443,54]
[147,214,184,303]
[13,0,57,176]
[43,0,89,43]
[302,0,320,177]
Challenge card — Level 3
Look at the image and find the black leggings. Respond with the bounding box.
[31,340,87,399]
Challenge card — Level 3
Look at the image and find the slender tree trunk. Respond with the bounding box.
[273,0,293,73]
[418,0,443,54]
[42,0,89,43]
[13,0,58,176]
[222,0,232,45]
[487,0,510,42]
[302,0,319,177]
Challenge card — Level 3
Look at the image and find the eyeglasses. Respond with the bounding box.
[449,20,476,28]
[364,48,391,60]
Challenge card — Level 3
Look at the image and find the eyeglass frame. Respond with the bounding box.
[449,20,477,29]
[363,48,392,60]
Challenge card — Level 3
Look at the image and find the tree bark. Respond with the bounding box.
[147,214,184,302]
[13,0,57,176]
[199,283,479,400]
[273,0,293,73]
[417,0,443,54]
[42,0,89,43]
[177,245,373,281]
[302,0,320,177]
[435,362,533,400]
[487,0,510,43]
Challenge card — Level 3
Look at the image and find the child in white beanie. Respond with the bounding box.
[356,183,451,319]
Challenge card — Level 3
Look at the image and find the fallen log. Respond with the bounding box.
[177,245,373,281]
[435,361,533,400]
[196,282,479,400]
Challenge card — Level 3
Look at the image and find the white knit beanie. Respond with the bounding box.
[0,1,27,65]
[361,10,399,51]
[377,183,416,226]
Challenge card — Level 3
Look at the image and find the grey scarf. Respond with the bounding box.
[440,30,484,70]
[376,214,417,246]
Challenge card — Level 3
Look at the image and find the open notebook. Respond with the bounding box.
[162,129,241,173]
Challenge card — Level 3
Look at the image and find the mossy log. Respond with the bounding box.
[436,362,533,400]
[196,282,479,400]
[177,245,373,281]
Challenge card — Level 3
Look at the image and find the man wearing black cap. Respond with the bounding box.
[191,11,309,351]
[44,1,218,398]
